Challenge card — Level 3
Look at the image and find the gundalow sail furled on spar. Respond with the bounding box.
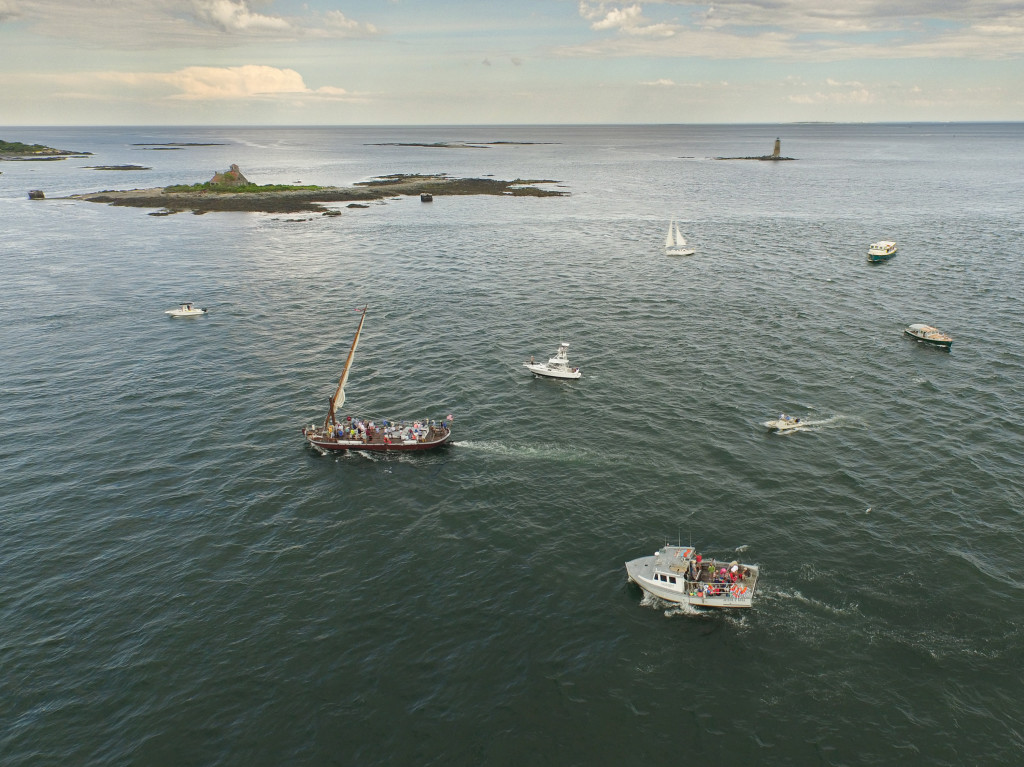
[301,307,453,452]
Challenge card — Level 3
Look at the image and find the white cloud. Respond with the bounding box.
[788,88,874,105]
[322,9,377,35]
[1,1,379,45]
[166,64,305,98]
[90,65,357,101]
[0,0,21,23]
[641,78,675,85]
[580,2,676,37]
[191,0,290,33]
[570,1,1024,59]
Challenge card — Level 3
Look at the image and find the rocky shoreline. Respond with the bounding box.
[66,173,566,214]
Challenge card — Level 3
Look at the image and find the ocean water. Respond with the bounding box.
[2,123,1024,766]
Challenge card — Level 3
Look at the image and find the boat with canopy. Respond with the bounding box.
[904,323,952,349]
[868,241,898,261]
[301,307,453,452]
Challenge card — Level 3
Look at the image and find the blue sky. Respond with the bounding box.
[1,0,1022,125]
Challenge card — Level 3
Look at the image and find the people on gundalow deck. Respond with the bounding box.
[324,415,449,443]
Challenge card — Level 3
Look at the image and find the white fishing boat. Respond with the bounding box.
[764,413,805,432]
[301,306,453,452]
[165,302,207,317]
[665,220,695,256]
[626,544,759,609]
[524,342,581,379]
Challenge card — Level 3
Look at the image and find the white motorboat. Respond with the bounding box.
[626,544,759,609]
[764,413,805,432]
[867,241,897,261]
[165,302,208,317]
[904,323,952,349]
[665,220,695,256]
[524,342,581,379]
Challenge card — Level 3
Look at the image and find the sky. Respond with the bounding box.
[1,0,1023,125]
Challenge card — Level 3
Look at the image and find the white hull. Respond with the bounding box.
[165,308,207,317]
[626,546,758,609]
[765,418,803,432]
[665,246,695,256]
[524,362,581,379]
[868,241,897,257]
[525,342,580,379]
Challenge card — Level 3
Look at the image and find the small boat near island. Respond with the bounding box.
[664,220,695,256]
[765,413,806,432]
[165,302,207,317]
[301,307,453,452]
[904,323,952,349]
[626,544,759,609]
[868,241,898,261]
[524,342,581,379]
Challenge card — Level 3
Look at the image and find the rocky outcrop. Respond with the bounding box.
[716,137,795,161]
[66,173,567,214]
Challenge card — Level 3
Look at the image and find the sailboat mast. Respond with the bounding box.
[325,305,367,428]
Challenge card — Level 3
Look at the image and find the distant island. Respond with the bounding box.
[86,164,152,171]
[367,141,558,149]
[716,137,796,161]
[132,142,228,147]
[66,164,567,214]
[0,138,91,160]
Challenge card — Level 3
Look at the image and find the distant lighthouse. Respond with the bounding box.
[772,138,781,158]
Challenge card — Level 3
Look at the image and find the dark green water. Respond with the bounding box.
[2,124,1023,765]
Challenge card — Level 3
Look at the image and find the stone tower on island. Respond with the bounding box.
[772,138,781,159]
[209,163,249,187]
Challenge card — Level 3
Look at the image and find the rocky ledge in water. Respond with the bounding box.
[66,169,567,214]
[85,164,152,171]
[1,138,92,160]
[715,137,796,161]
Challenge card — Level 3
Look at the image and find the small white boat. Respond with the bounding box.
[626,544,759,609]
[524,342,581,379]
[665,220,695,256]
[165,302,208,317]
[765,413,805,432]
[904,323,952,349]
[867,241,897,261]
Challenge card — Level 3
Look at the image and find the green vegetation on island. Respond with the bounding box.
[68,166,567,214]
[0,138,91,159]
[163,181,322,194]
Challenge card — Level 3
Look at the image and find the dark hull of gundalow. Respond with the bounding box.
[302,429,452,452]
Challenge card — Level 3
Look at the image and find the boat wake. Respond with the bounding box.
[639,592,701,616]
[454,440,592,462]
[764,414,848,433]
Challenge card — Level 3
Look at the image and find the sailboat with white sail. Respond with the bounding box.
[664,220,695,256]
[301,306,453,452]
